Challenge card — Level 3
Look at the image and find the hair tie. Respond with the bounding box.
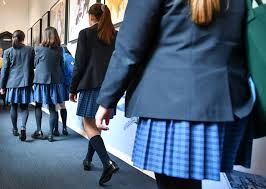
[101,4,106,12]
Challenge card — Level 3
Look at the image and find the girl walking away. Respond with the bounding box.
[53,46,74,136]
[0,30,35,141]
[96,0,254,189]
[70,3,118,185]
[32,27,68,142]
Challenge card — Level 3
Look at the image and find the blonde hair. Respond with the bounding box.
[190,0,221,25]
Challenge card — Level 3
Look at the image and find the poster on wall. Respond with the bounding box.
[32,19,42,47]
[104,0,128,26]
[68,0,97,42]
[41,11,50,38]
[50,0,67,44]
[27,28,32,46]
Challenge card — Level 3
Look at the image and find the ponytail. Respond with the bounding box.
[89,3,115,45]
[12,30,25,48]
[190,0,221,26]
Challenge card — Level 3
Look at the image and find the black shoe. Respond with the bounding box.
[99,160,119,185]
[31,130,44,139]
[83,160,92,171]
[53,130,60,136]
[12,128,19,136]
[19,129,26,141]
[62,128,68,136]
[47,134,53,142]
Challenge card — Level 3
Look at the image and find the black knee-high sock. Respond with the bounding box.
[49,104,57,135]
[90,135,110,168]
[20,104,29,129]
[54,112,59,131]
[35,103,42,131]
[60,109,67,129]
[155,174,202,189]
[85,140,95,162]
[10,103,18,130]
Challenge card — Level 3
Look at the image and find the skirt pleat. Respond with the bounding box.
[77,89,115,119]
[6,87,33,104]
[33,84,69,105]
[77,89,101,118]
[132,117,251,181]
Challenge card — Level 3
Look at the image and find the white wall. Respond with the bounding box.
[28,0,57,26]
[0,0,29,34]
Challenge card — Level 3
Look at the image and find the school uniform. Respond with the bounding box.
[97,0,254,181]
[70,24,117,118]
[33,46,68,105]
[0,44,34,104]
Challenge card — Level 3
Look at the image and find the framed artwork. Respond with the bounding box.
[104,0,128,26]
[32,19,42,47]
[68,0,98,42]
[27,28,32,46]
[50,0,68,44]
[41,11,50,38]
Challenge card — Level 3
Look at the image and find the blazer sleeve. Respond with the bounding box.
[97,0,163,108]
[0,49,11,88]
[70,29,89,94]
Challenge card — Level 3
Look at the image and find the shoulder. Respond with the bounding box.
[4,47,12,54]
[24,46,34,52]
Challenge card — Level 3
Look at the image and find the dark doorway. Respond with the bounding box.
[0,31,12,51]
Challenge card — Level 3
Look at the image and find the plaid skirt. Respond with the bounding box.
[132,117,251,181]
[33,84,69,105]
[77,89,115,119]
[6,87,33,104]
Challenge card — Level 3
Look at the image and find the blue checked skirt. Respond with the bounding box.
[132,117,251,181]
[33,84,69,105]
[6,87,33,104]
[77,89,115,119]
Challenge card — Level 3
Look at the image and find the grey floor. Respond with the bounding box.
[0,104,156,189]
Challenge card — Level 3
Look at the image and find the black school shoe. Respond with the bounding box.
[99,160,119,185]
[83,160,92,171]
[19,129,26,141]
[52,129,60,137]
[12,128,19,136]
[31,130,44,139]
[62,128,68,136]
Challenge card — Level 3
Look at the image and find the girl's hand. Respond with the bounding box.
[69,93,77,102]
[95,105,113,131]
[0,88,5,95]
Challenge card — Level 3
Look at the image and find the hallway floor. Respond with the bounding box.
[0,105,156,189]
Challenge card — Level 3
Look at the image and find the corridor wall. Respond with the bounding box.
[0,0,28,35]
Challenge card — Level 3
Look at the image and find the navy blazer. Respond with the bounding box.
[70,24,117,93]
[34,46,64,84]
[0,45,35,88]
[97,0,251,122]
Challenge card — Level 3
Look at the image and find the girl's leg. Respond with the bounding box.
[83,118,119,185]
[20,104,29,129]
[19,104,29,141]
[48,104,57,142]
[10,103,19,136]
[60,108,68,135]
[32,103,44,139]
[155,174,202,189]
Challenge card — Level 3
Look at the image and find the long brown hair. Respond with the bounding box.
[12,30,25,49]
[41,27,61,48]
[190,0,221,25]
[89,3,115,45]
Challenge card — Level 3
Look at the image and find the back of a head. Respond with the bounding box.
[12,30,25,49]
[190,0,222,26]
[89,3,115,45]
[42,27,61,48]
